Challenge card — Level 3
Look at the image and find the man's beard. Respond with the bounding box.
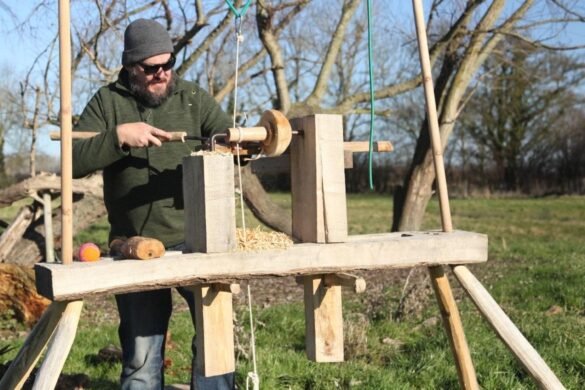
[128,69,176,108]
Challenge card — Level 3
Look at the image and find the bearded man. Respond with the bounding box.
[73,19,234,390]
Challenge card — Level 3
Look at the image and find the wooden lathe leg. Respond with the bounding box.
[429,265,478,390]
[32,300,83,390]
[192,284,235,377]
[0,301,68,390]
[303,275,344,362]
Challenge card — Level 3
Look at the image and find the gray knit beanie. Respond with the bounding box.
[122,19,173,66]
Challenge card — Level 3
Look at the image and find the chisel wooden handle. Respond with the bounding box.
[109,236,165,260]
[50,131,188,142]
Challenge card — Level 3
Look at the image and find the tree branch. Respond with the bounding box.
[305,0,361,107]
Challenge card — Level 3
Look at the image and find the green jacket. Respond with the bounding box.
[73,71,232,247]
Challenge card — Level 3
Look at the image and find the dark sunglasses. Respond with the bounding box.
[137,55,176,75]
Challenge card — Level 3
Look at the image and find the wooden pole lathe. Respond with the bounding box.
[411,1,478,389]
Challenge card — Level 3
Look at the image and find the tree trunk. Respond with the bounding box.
[0,263,50,325]
[240,164,292,235]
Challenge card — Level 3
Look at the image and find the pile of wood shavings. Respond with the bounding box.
[236,227,293,251]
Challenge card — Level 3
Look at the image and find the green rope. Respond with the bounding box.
[225,0,252,18]
[366,0,375,190]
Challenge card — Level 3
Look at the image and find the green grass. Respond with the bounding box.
[2,195,585,388]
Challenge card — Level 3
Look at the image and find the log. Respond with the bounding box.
[0,206,36,263]
[0,264,50,325]
[0,173,103,209]
[35,230,488,301]
[3,193,106,267]
[110,237,166,260]
[453,265,565,389]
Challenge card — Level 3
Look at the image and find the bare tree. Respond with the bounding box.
[461,38,585,192]
[6,0,585,233]
[393,0,585,231]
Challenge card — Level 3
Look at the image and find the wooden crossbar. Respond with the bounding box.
[35,230,487,301]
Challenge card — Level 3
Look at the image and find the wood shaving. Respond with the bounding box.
[189,150,231,156]
[236,227,293,251]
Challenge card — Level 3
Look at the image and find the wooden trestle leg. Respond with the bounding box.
[303,275,344,362]
[429,266,478,390]
[453,265,565,389]
[32,300,84,389]
[0,301,68,390]
[192,284,236,377]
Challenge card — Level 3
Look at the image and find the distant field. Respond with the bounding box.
[1,194,584,389]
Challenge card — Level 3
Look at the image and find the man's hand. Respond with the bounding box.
[116,122,172,148]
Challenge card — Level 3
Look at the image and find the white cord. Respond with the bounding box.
[232,17,258,389]
[232,25,247,238]
[245,284,259,390]
[236,144,247,234]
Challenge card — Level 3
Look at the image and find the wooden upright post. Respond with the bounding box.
[290,114,347,362]
[290,114,348,244]
[59,0,73,265]
[182,154,236,376]
[183,154,237,253]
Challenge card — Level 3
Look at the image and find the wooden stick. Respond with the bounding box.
[453,266,565,389]
[428,266,478,389]
[412,0,452,231]
[212,282,241,295]
[0,301,68,390]
[412,1,478,388]
[58,0,73,265]
[343,141,393,153]
[43,193,54,263]
[323,273,366,294]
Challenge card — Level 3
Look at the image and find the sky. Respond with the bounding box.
[1,1,584,157]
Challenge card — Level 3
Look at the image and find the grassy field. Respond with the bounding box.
[1,194,584,389]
